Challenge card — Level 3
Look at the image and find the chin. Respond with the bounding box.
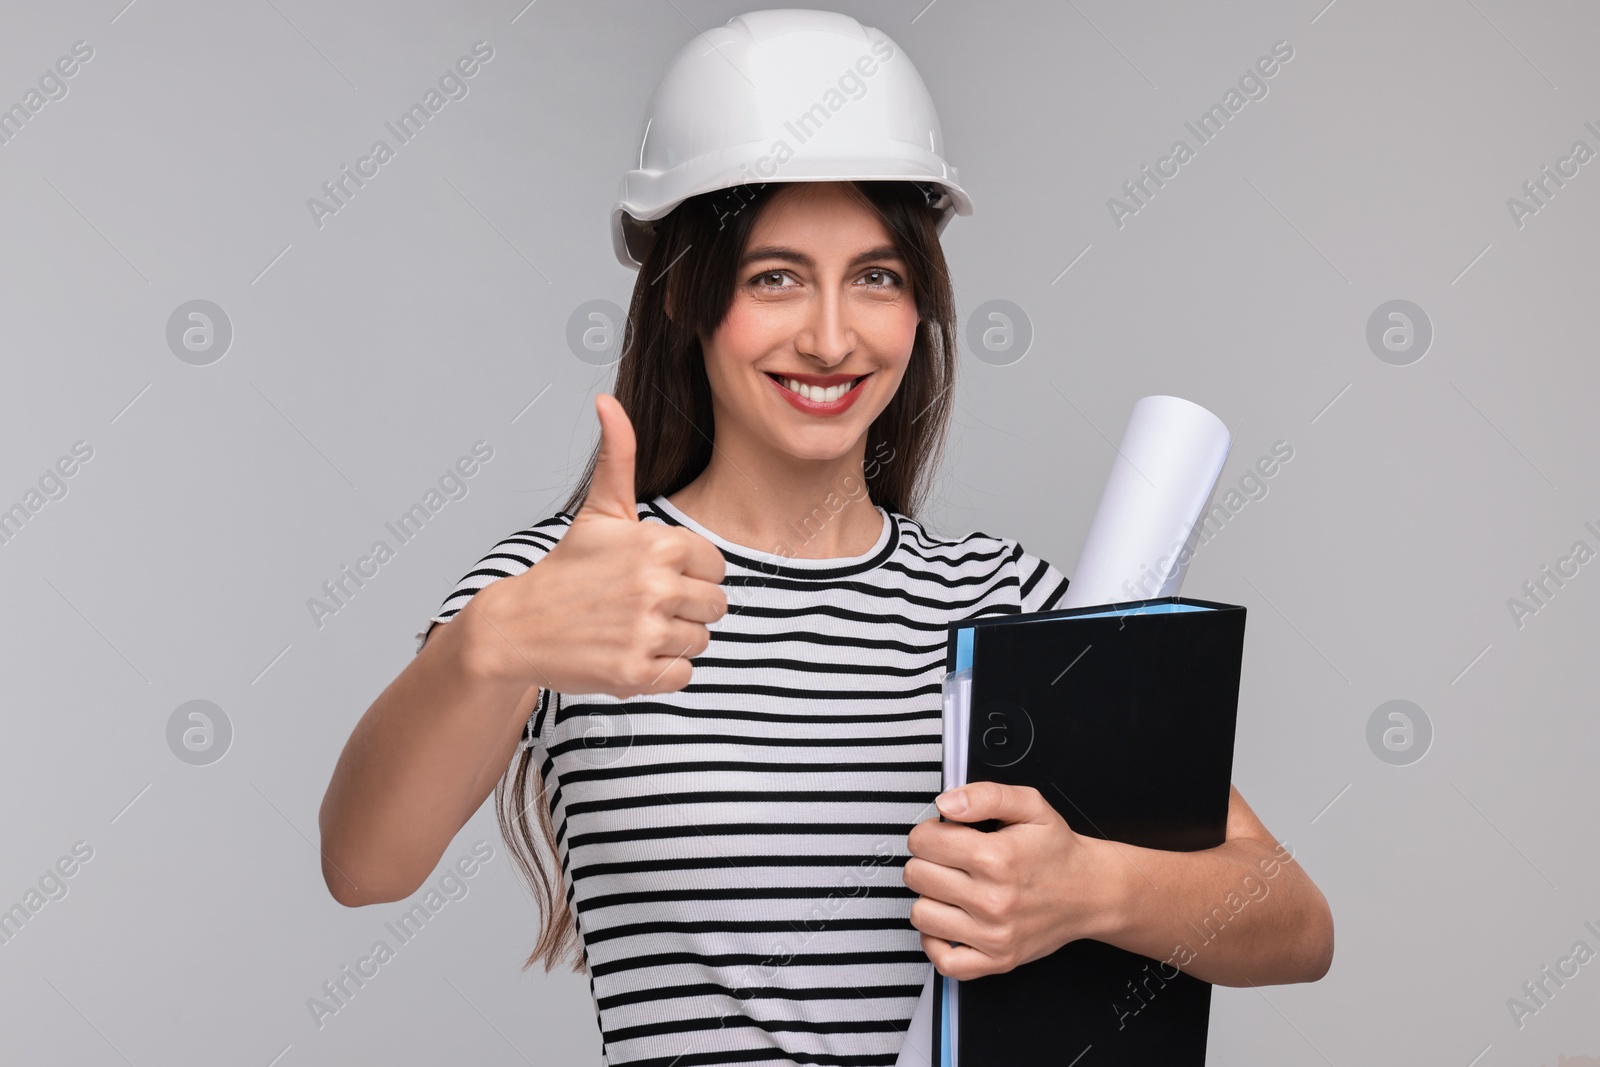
[770,430,862,464]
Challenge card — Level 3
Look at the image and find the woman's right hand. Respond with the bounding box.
[466,393,729,698]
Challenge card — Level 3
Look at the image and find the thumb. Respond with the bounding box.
[580,393,640,523]
[936,782,1052,826]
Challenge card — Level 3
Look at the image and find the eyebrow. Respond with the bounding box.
[738,244,905,269]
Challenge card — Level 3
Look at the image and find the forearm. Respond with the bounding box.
[1090,834,1333,987]
[318,595,536,905]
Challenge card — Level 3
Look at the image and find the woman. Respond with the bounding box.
[317,10,1333,1066]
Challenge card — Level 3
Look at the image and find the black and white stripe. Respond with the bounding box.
[421,495,1069,1066]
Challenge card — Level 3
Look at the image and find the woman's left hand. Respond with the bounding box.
[904,781,1121,980]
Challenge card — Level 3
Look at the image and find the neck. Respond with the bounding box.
[665,440,883,560]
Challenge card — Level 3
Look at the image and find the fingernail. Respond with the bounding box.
[936,790,967,816]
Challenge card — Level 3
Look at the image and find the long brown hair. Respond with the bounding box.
[496,179,962,973]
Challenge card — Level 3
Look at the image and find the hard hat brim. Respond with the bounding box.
[611,158,973,270]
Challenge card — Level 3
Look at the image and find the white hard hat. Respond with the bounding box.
[610,8,974,269]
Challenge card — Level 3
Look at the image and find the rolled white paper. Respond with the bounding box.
[896,395,1231,1066]
[1058,394,1231,609]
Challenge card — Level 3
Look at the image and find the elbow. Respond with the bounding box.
[322,855,373,908]
[1297,897,1335,983]
[326,882,366,909]
[1312,913,1335,982]
[321,851,420,908]
[318,793,419,908]
[1271,857,1334,984]
[318,824,421,908]
[319,807,372,907]
[320,843,373,908]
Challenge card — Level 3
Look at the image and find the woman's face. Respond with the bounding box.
[697,181,919,466]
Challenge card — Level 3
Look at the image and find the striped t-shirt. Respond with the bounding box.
[420,494,1071,1067]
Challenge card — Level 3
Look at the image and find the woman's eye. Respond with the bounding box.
[749,268,901,290]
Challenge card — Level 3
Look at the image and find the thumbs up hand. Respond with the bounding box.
[465,395,729,699]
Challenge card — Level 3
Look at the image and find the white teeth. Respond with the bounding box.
[782,377,855,403]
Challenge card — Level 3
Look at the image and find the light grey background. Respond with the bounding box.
[2,1,1595,1064]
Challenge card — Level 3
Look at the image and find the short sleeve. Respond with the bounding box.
[413,512,573,654]
[1015,544,1071,614]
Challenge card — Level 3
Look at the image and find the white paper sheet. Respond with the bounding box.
[899,668,971,1067]
[895,395,1230,1066]
[899,971,937,1066]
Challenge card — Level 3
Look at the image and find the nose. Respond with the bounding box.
[793,285,854,367]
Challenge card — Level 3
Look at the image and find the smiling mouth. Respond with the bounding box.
[765,373,870,404]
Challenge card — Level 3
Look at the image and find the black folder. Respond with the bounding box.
[930,595,1247,1067]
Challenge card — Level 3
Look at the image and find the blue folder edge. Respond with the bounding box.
[938,600,1213,1066]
